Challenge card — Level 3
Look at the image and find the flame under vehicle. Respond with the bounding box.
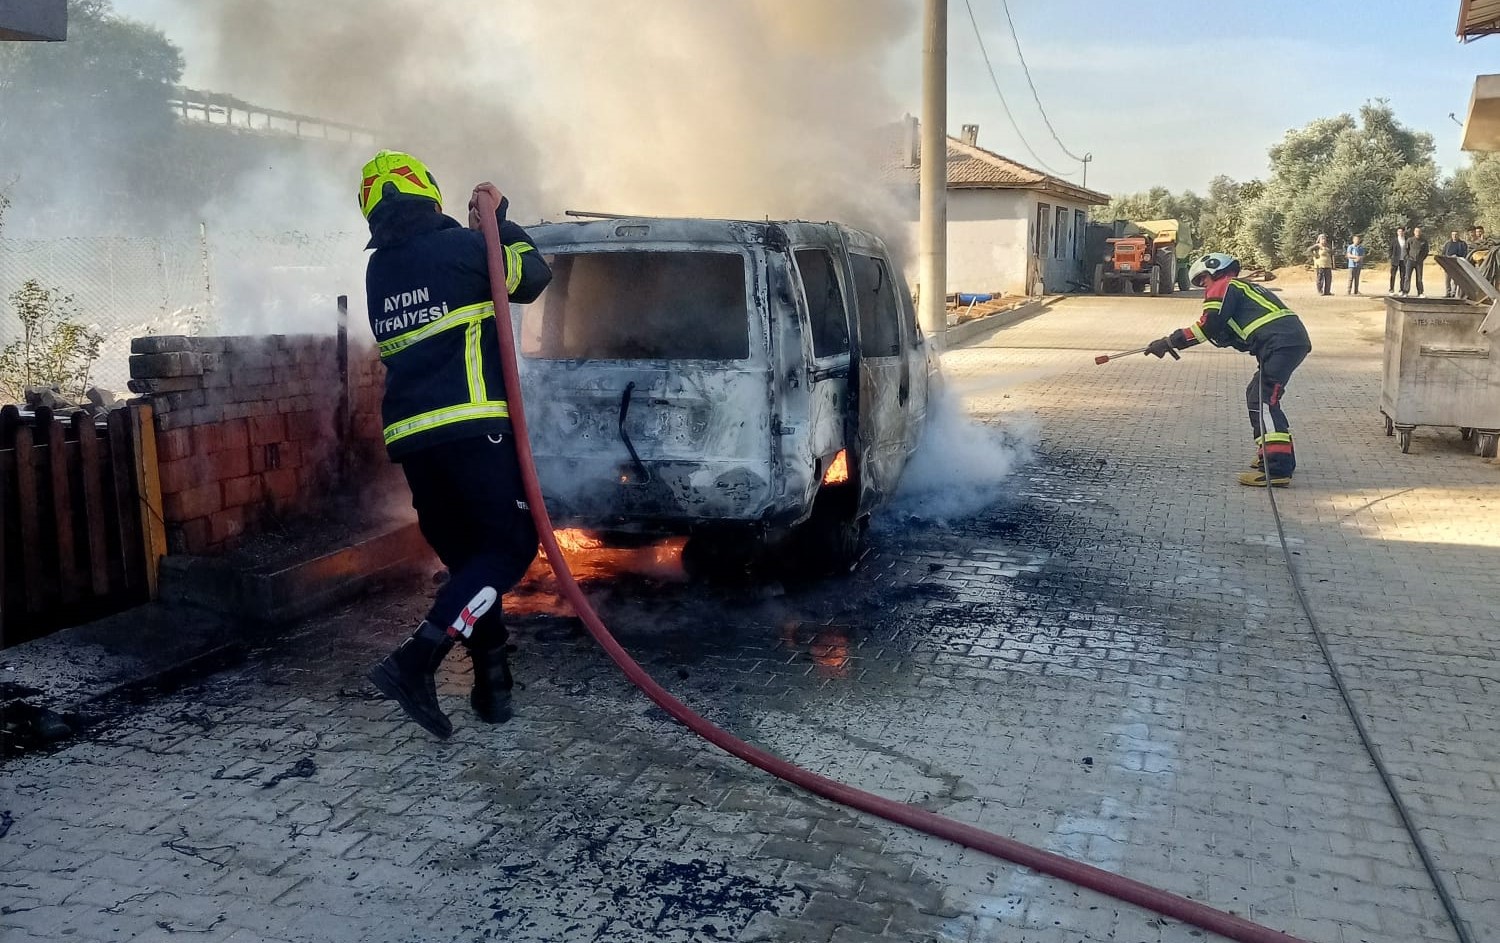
[517,216,938,574]
[1093,219,1179,296]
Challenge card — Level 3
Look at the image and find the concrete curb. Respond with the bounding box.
[160,521,431,626]
[945,297,1059,348]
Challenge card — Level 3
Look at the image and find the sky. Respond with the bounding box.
[110,0,1494,199]
[928,0,1494,195]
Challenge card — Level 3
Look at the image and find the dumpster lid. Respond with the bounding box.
[1432,256,1500,335]
[1433,254,1497,302]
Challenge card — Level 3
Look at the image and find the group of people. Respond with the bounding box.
[1308,225,1489,297]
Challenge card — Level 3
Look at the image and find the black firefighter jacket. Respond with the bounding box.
[364,198,551,460]
[1169,278,1311,358]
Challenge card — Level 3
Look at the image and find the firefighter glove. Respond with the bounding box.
[1145,337,1179,360]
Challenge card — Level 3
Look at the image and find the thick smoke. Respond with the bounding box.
[5,2,923,371]
[177,0,917,234]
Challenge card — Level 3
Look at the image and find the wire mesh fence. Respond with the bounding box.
[0,228,365,393]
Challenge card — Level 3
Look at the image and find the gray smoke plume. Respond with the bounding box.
[173,0,918,234]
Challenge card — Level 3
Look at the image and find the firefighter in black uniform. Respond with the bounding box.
[358,150,551,738]
[1143,253,1312,487]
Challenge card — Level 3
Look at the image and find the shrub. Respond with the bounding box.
[0,279,104,403]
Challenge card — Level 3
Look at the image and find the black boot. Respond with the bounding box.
[469,643,514,724]
[369,622,455,739]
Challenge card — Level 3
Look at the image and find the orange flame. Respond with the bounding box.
[547,528,604,555]
[822,449,849,485]
[781,621,852,678]
[509,532,687,617]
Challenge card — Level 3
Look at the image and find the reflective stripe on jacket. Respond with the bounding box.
[1170,278,1308,355]
[364,200,551,459]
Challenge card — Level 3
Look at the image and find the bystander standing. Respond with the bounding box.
[1389,226,1408,294]
[1442,230,1469,297]
[1308,233,1334,295]
[1407,226,1429,297]
[1344,234,1366,295]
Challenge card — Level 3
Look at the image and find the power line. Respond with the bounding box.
[959,0,1077,179]
[995,0,1090,165]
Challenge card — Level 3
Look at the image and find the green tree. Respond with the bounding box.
[0,0,184,230]
[0,280,104,402]
[1248,101,1440,265]
[1447,151,1500,236]
[1101,186,1206,248]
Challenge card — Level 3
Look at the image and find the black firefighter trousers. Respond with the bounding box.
[401,434,539,651]
[1246,345,1311,479]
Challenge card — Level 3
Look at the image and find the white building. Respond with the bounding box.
[896,123,1110,297]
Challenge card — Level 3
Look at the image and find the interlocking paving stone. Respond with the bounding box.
[2,286,1495,942]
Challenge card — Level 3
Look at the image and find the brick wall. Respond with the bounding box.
[128,334,387,555]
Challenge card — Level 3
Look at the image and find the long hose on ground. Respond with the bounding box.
[474,194,1309,943]
[1253,358,1474,943]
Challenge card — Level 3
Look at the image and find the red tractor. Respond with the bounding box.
[1093,220,1177,296]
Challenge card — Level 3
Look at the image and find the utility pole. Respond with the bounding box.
[1082,153,1093,188]
[918,0,948,348]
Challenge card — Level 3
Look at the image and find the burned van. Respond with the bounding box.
[518,216,937,571]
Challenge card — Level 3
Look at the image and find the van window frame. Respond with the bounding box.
[848,252,904,360]
[522,246,758,362]
[791,246,852,363]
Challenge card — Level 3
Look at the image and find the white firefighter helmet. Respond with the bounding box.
[1188,252,1239,287]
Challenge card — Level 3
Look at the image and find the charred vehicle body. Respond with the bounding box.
[517,216,937,571]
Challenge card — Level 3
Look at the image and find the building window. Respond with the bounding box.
[1034,202,1050,256]
[1054,206,1069,259]
[1074,209,1086,261]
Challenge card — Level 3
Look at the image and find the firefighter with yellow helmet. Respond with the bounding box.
[1143,253,1312,487]
[358,150,551,738]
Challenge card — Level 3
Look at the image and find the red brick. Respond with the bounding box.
[249,414,286,446]
[263,469,300,507]
[221,475,262,508]
[208,507,247,545]
[220,419,250,453]
[277,442,302,470]
[286,410,325,442]
[156,427,195,463]
[191,423,223,455]
[158,455,210,496]
[173,517,213,555]
[209,448,250,481]
[162,482,222,523]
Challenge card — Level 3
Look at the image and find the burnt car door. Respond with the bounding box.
[786,230,854,493]
[841,231,913,511]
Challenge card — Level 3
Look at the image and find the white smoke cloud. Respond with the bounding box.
[879,389,1038,526]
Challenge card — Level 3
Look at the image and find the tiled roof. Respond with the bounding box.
[944,138,1049,187]
[885,129,1110,205]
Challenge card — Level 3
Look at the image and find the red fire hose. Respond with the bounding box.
[473,192,1312,943]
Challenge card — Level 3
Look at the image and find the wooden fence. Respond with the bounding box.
[0,403,166,648]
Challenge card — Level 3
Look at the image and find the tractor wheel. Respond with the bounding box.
[1149,265,1163,295]
[1092,263,1104,295]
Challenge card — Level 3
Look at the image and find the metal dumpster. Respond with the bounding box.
[1380,257,1500,456]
